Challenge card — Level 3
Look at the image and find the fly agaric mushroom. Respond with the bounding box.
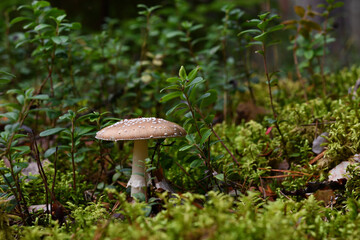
[95,117,186,196]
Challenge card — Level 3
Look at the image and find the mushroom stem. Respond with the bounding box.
[128,139,148,196]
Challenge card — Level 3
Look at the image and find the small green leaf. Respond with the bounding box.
[13,162,29,169]
[197,93,211,102]
[259,12,271,20]
[56,14,67,22]
[200,89,217,108]
[200,129,212,145]
[188,67,200,81]
[304,50,314,60]
[10,17,30,26]
[179,144,193,151]
[112,172,121,182]
[0,71,16,78]
[32,1,50,8]
[166,77,181,83]
[160,85,181,93]
[34,23,52,31]
[166,31,185,38]
[132,192,146,201]
[166,103,187,116]
[247,41,263,47]
[51,36,69,45]
[12,146,30,153]
[267,24,284,33]
[190,159,203,168]
[44,147,57,158]
[160,91,182,103]
[214,173,224,181]
[29,94,49,100]
[269,78,279,86]
[39,127,66,137]
[187,77,204,88]
[238,29,261,36]
[253,32,268,42]
[179,66,187,80]
[257,21,268,31]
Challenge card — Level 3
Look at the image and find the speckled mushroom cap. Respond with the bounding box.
[95,117,186,141]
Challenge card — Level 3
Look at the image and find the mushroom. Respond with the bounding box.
[95,117,186,196]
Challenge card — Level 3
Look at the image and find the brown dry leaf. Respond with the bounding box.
[313,189,335,206]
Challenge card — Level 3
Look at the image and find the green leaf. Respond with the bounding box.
[0,71,16,78]
[187,77,204,88]
[257,21,268,31]
[166,103,187,116]
[238,29,261,36]
[34,23,52,31]
[56,14,67,22]
[0,167,9,172]
[12,146,30,153]
[10,17,30,26]
[39,127,66,137]
[259,12,270,20]
[166,77,181,83]
[13,162,29,169]
[200,89,217,108]
[160,91,182,103]
[32,1,50,8]
[179,144,194,151]
[112,172,121,182]
[75,126,94,137]
[44,147,57,158]
[132,192,146,202]
[269,78,279,86]
[166,31,185,38]
[29,94,49,100]
[200,129,212,145]
[160,85,181,92]
[179,66,187,80]
[214,173,224,181]
[188,67,200,81]
[197,93,211,102]
[304,50,314,60]
[253,32,268,42]
[51,36,69,45]
[190,159,203,168]
[267,24,284,33]
[0,112,19,122]
[247,41,263,47]
[186,134,196,144]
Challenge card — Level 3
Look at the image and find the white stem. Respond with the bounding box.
[127,139,148,196]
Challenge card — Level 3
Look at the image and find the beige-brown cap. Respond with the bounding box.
[95,117,186,141]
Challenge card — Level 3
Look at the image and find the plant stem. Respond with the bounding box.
[261,45,287,157]
[182,90,202,139]
[70,118,77,191]
[194,107,240,167]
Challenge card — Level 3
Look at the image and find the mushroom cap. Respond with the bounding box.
[95,117,187,141]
